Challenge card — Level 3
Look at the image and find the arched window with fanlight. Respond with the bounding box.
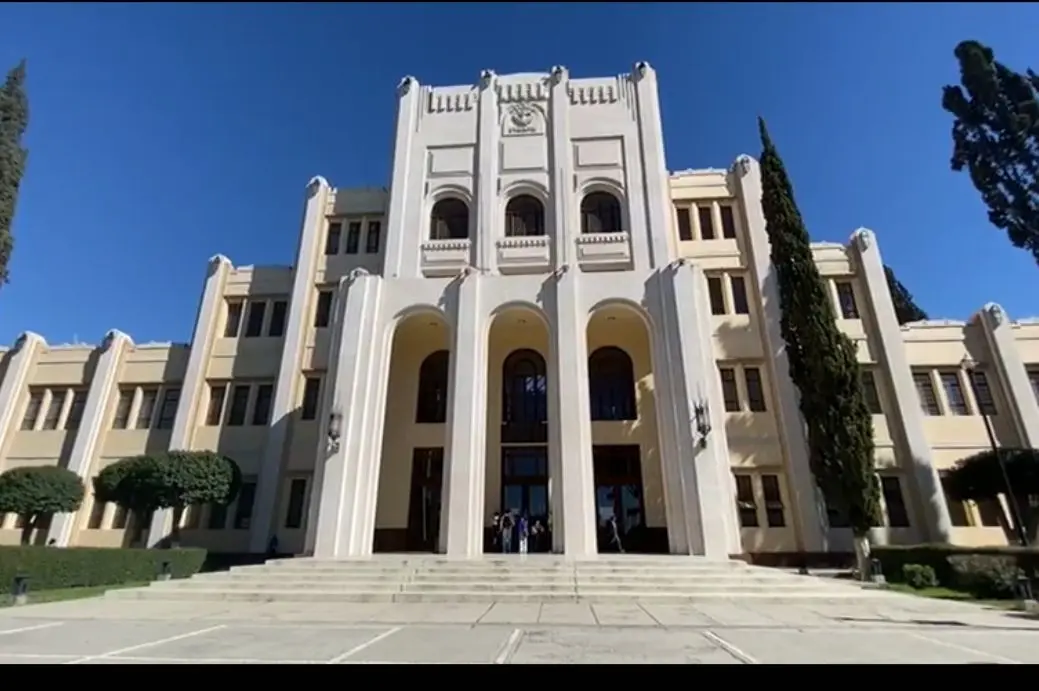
[501,349,548,443]
[588,346,637,421]
[505,195,545,237]
[580,192,622,234]
[430,198,470,240]
[415,350,450,423]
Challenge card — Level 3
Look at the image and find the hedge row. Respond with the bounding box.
[874,544,1039,598]
[0,546,207,592]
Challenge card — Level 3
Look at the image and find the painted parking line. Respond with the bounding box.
[907,632,1021,664]
[0,622,65,636]
[702,631,759,664]
[63,625,227,665]
[494,629,524,664]
[326,627,403,664]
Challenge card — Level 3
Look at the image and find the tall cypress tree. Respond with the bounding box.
[942,40,1039,265]
[884,265,928,324]
[0,60,28,287]
[757,118,882,573]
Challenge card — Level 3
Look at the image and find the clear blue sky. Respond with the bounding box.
[0,2,1035,346]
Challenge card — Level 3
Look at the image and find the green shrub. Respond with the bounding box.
[874,544,1039,597]
[949,554,1023,599]
[0,546,206,592]
[902,563,939,589]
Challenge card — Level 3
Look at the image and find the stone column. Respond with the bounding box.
[549,267,597,558]
[0,332,45,464]
[249,176,332,553]
[310,271,386,559]
[146,255,232,547]
[731,155,826,553]
[548,66,572,269]
[977,304,1039,448]
[49,331,133,546]
[440,270,489,558]
[849,228,952,543]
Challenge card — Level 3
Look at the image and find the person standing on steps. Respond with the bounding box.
[517,514,529,555]
[607,515,624,554]
[491,511,501,552]
[500,511,514,554]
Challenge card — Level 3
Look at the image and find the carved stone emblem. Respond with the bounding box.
[503,103,541,137]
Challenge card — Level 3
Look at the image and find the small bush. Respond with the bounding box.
[949,554,1023,599]
[873,544,1039,595]
[0,546,206,592]
[902,563,939,589]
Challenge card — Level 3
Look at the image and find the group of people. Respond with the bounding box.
[491,510,549,554]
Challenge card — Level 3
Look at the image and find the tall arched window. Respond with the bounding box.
[430,198,470,240]
[415,350,450,423]
[502,349,548,443]
[580,192,622,234]
[505,195,545,237]
[588,346,637,421]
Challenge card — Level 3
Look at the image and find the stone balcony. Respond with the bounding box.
[575,232,633,271]
[420,239,471,277]
[496,235,551,274]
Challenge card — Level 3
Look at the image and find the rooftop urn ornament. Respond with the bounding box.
[692,398,712,448]
[327,407,344,454]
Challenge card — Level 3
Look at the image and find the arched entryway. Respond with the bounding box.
[586,302,669,553]
[374,309,451,553]
[485,304,552,553]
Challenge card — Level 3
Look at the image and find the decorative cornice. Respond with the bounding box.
[575,231,628,245]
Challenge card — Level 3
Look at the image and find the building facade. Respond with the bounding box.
[1,64,1038,561]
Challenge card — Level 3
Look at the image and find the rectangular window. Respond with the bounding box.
[976,498,1003,527]
[21,390,44,430]
[252,384,274,426]
[156,388,180,430]
[314,290,333,328]
[913,372,941,416]
[734,474,759,527]
[112,505,129,530]
[284,478,307,529]
[1030,369,1039,405]
[112,389,134,429]
[42,392,64,430]
[835,281,859,319]
[730,275,749,315]
[707,276,726,315]
[233,481,256,530]
[761,474,786,527]
[301,377,321,421]
[969,370,997,415]
[719,368,740,412]
[207,503,227,530]
[720,204,737,239]
[345,221,361,254]
[224,301,243,338]
[365,221,381,253]
[697,205,715,240]
[206,385,226,426]
[87,500,106,529]
[244,300,266,338]
[939,371,969,415]
[861,370,882,414]
[267,300,288,338]
[744,367,767,412]
[136,389,158,429]
[676,206,693,241]
[324,221,342,255]
[64,390,88,430]
[940,474,971,527]
[226,385,251,427]
[880,476,910,527]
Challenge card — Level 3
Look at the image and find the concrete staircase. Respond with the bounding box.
[107,555,886,604]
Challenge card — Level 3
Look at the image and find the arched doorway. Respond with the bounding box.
[374,310,451,553]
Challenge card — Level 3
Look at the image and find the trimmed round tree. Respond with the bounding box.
[94,451,240,546]
[758,118,883,577]
[0,466,84,545]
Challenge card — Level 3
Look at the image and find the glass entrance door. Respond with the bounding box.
[407,448,444,552]
[499,446,551,552]
[593,445,647,553]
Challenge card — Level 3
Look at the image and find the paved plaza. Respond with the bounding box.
[1,589,1039,663]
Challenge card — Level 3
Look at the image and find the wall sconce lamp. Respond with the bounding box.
[327,408,344,453]
[692,399,712,448]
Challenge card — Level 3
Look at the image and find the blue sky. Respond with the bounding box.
[0,2,1035,346]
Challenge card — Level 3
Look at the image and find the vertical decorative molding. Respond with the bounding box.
[441,272,489,557]
[248,178,332,553]
[731,155,827,553]
[384,76,422,279]
[978,303,1039,448]
[474,70,500,273]
[849,227,952,543]
[147,254,232,547]
[630,61,672,270]
[0,332,46,468]
[548,66,572,269]
[49,330,133,546]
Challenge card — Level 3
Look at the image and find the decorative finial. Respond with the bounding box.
[479,69,496,88]
[851,228,874,252]
[398,75,416,95]
[984,302,1007,326]
[633,61,650,79]
[733,155,753,176]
